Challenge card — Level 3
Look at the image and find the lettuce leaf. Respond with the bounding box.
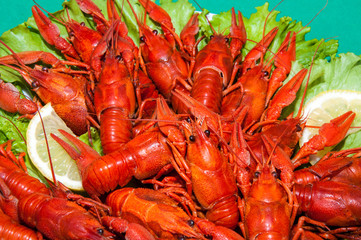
[0,109,46,180]
[0,110,28,155]
[198,3,338,67]
[79,127,103,155]
[158,0,196,35]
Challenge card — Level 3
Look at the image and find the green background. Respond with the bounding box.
[1,0,360,55]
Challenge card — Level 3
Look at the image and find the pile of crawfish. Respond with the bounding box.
[0,0,361,239]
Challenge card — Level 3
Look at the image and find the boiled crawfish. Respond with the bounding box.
[106,187,205,239]
[178,120,239,229]
[52,127,175,199]
[93,19,137,154]
[295,181,361,227]
[239,161,297,239]
[127,0,191,113]
[188,8,246,114]
[0,208,43,240]
[106,187,244,239]
[0,140,114,240]
[0,40,94,136]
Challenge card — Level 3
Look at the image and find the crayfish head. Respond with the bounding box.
[183,120,218,148]
[62,213,115,239]
[253,164,277,184]
[262,117,305,156]
[250,164,285,201]
[67,21,103,63]
[205,34,232,49]
[239,65,268,85]
[139,25,172,62]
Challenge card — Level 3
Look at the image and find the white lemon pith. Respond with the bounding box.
[26,103,84,191]
[300,90,361,164]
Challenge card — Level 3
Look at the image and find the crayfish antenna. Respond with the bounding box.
[0,39,29,70]
[191,0,216,34]
[125,0,144,35]
[295,38,330,120]
[0,115,27,144]
[259,0,285,66]
[37,110,59,186]
[295,0,329,36]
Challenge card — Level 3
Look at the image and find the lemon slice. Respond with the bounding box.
[299,90,361,164]
[27,103,84,191]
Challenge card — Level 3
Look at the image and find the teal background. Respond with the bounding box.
[0,0,360,55]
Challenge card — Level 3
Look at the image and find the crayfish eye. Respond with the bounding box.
[272,171,278,178]
[296,124,302,132]
[31,81,39,88]
[219,72,224,78]
[152,29,158,35]
[225,37,229,43]
[189,135,195,142]
[115,54,122,61]
[178,236,186,240]
[254,171,260,178]
[80,22,85,26]
[140,36,145,43]
[246,68,251,72]
[263,71,269,77]
[205,234,213,239]
[187,219,195,227]
[186,117,191,123]
[97,228,104,235]
[69,31,74,37]
[204,129,210,137]
[41,66,48,72]
[210,35,214,40]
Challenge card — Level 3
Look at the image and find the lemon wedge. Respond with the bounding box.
[26,103,84,191]
[299,90,361,164]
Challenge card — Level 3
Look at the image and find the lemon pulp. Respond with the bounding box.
[26,103,84,191]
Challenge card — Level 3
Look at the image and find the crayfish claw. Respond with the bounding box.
[51,129,100,167]
[318,111,356,146]
[293,111,356,163]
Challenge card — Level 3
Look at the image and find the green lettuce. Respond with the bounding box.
[79,127,103,155]
[285,53,361,115]
[198,3,338,66]
[0,110,28,155]
[0,109,48,180]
